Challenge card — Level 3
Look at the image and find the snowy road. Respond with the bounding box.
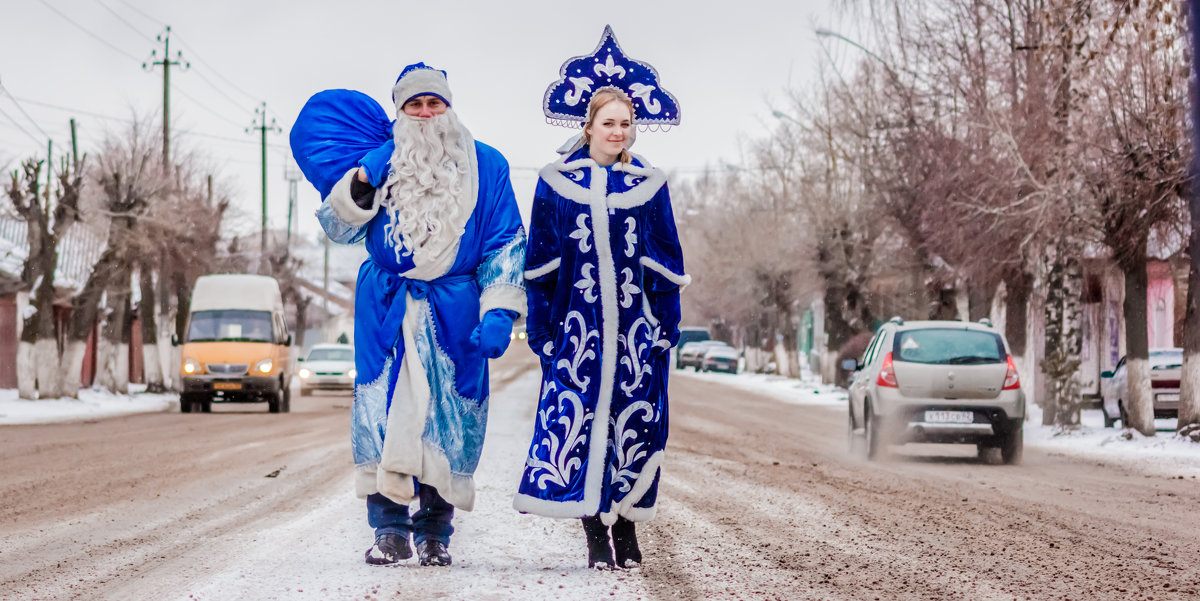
[2,355,1199,600]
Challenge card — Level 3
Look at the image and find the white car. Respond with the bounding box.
[298,343,356,396]
[701,345,740,374]
[1099,348,1182,428]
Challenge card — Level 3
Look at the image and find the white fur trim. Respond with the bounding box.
[539,156,666,210]
[512,492,592,518]
[640,257,692,290]
[524,258,561,280]
[327,168,380,227]
[584,163,620,517]
[392,68,452,107]
[614,450,663,518]
[479,284,527,320]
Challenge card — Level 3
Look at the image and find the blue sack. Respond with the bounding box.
[289,89,394,199]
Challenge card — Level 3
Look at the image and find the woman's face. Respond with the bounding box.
[585,101,632,165]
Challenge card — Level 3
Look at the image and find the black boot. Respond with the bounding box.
[416,539,452,566]
[611,517,642,568]
[581,516,614,569]
[364,533,412,566]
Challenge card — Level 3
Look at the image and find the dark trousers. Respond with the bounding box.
[367,483,455,545]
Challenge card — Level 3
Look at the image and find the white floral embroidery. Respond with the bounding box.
[594,55,627,79]
[527,382,593,490]
[624,216,637,258]
[629,83,661,114]
[618,267,640,309]
[618,317,653,396]
[570,212,592,253]
[575,263,598,303]
[565,77,594,106]
[556,311,598,393]
[609,401,655,494]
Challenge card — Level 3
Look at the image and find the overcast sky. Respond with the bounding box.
[1,0,858,241]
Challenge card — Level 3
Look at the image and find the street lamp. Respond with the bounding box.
[814,28,902,86]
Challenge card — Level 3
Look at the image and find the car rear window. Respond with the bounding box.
[892,329,1005,365]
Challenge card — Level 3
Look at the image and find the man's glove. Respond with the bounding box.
[357,139,395,187]
[470,309,517,359]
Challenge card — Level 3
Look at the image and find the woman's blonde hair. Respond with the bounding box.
[583,89,634,164]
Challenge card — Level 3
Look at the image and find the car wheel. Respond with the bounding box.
[1119,401,1129,429]
[180,394,193,413]
[848,407,865,455]
[200,398,212,413]
[300,385,312,397]
[1000,422,1023,465]
[269,388,283,413]
[865,403,884,460]
[281,381,292,413]
[1102,405,1116,428]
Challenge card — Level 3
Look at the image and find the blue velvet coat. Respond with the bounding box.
[315,140,527,511]
[514,147,688,524]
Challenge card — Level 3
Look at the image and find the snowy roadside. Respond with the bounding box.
[674,367,1200,477]
[0,385,177,425]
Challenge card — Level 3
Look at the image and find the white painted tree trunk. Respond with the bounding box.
[34,338,62,398]
[142,343,163,392]
[60,340,88,398]
[1125,356,1154,434]
[774,343,791,378]
[16,341,37,400]
[95,337,118,393]
[114,343,130,394]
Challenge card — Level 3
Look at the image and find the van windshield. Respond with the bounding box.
[188,310,274,343]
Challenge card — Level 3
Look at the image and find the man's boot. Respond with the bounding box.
[581,515,614,569]
[364,533,412,566]
[416,539,452,566]
[611,516,642,568]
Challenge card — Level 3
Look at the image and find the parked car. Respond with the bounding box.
[842,319,1025,464]
[701,345,740,374]
[298,343,356,396]
[678,340,727,371]
[1099,348,1182,428]
[675,327,712,368]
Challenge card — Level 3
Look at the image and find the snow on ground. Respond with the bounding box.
[167,367,646,601]
[0,384,176,425]
[675,366,1200,477]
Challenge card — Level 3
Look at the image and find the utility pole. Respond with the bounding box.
[247,102,281,256]
[283,160,303,248]
[143,26,188,173]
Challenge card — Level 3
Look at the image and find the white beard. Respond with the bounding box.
[382,109,471,264]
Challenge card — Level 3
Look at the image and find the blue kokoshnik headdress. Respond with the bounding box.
[544,25,680,131]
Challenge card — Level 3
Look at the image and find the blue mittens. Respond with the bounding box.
[357,139,395,187]
[471,309,518,359]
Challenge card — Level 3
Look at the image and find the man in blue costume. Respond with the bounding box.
[291,63,527,567]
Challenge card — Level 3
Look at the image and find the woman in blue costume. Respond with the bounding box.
[291,63,526,567]
[514,26,689,569]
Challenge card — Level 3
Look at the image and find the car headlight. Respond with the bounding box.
[299,368,311,379]
[347,368,357,379]
[183,358,201,374]
[254,358,273,374]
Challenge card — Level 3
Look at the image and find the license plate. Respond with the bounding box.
[213,382,242,391]
[925,410,973,423]
[1156,393,1180,402]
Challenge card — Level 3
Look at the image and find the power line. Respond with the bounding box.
[171,32,261,106]
[0,104,44,146]
[34,0,143,63]
[91,0,156,44]
[0,84,56,143]
[173,81,246,129]
[189,68,257,114]
[112,0,162,28]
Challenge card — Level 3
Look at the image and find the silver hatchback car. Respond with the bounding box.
[842,319,1026,464]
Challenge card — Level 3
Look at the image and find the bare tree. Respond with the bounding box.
[6,151,86,399]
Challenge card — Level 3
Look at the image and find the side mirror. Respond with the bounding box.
[841,358,858,372]
[285,334,293,346]
[1100,370,1113,379]
[170,334,179,347]
[297,357,304,362]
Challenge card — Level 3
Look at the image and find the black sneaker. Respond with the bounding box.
[417,539,452,566]
[365,533,412,566]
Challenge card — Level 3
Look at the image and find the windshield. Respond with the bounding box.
[1151,350,1182,369]
[187,310,274,343]
[307,348,353,362]
[893,328,1005,365]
